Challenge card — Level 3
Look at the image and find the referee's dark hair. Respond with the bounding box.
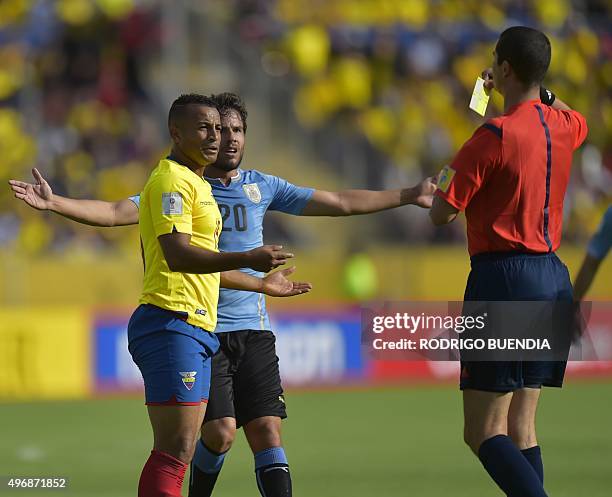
[168,93,218,128]
[495,26,551,88]
[210,92,248,133]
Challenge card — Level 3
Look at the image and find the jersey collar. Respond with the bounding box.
[165,154,207,181]
[205,168,242,186]
[504,98,541,115]
[166,155,242,186]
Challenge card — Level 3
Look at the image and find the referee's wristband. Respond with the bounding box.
[540,87,556,106]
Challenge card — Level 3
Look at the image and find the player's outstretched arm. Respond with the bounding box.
[574,208,612,300]
[299,176,437,216]
[573,254,602,301]
[158,232,293,274]
[221,266,312,297]
[9,168,138,227]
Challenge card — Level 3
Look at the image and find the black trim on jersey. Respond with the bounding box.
[535,105,553,252]
[482,122,502,139]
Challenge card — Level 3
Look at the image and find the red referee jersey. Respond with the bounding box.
[436,99,588,256]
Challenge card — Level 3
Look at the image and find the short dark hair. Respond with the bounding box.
[210,92,248,133]
[168,93,218,127]
[495,26,551,87]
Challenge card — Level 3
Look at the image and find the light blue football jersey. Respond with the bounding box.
[587,205,612,261]
[130,168,314,332]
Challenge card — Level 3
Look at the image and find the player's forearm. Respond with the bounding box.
[165,245,255,274]
[48,195,121,227]
[340,188,416,215]
[551,97,572,111]
[313,188,418,216]
[573,254,601,301]
[220,270,264,292]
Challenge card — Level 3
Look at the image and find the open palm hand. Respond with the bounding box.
[8,168,53,210]
[262,267,312,297]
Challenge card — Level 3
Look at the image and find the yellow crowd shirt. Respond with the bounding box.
[138,157,222,330]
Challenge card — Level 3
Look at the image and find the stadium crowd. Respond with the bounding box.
[0,0,609,253]
[236,0,611,241]
[0,0,161,254]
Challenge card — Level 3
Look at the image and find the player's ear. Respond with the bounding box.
[169,122,181,144]
[501,60,512,79]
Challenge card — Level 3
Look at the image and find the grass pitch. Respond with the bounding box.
[1,382,611,496]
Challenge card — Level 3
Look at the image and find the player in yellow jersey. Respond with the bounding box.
[129,94,297,497]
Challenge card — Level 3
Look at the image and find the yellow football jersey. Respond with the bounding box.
[138,157,222,330]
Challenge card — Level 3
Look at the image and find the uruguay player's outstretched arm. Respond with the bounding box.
[299,176,437,216]
[220,267,312,297]
[158,232,293,274]
[9,168,139,227]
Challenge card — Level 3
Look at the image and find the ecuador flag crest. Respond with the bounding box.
[179,371,197,391]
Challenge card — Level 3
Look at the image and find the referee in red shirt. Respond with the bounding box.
[430,27,588,497]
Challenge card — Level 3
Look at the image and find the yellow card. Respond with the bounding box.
[469,77,490,116]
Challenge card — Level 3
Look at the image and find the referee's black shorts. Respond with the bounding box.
[204,330,286,428]
[460,251,572,393]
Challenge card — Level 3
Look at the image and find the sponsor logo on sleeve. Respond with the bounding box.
[437,166,456,193]
[200,194,216,207]
[162,192,183,215]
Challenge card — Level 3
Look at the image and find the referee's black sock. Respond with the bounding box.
[478,435,547,497]
[188,439,226,497]
[521,445,544,483]
[254,447,292,497]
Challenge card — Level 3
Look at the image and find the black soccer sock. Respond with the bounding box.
[478,435,548,497]
[188,439,227,497]
[254,447,292,497]
[521,445,544,483]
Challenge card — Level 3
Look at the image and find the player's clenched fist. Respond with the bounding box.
[411,176,438,209]
[246,245,294,272]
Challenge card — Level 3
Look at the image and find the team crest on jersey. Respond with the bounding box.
[437,165,456,193]
[179,371,197,390]
[242,183,262,204]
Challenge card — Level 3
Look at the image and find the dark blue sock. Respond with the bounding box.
[521,445,544,483]
[254,447,291,497]
[478,435,547,497]
[188,439,226,497]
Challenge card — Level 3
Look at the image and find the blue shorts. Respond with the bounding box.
[460,251,572,393]
[127,304,220,405]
